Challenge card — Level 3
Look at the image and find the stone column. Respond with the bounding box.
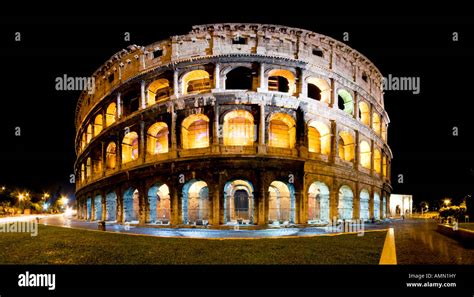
[101,190,107,221]
[116,92,122,118]
[331,79,337,109]
[370,139,375,176]
[258,103,266,154]
[138,182,147,225]
[170,103,178,158]
[369,188,374,219]
[116,133,122,170]
[353,92,359,120]
[173,70,179,96]
[353,183,360,220]
[257,63,266,92]
[140,80,146,109]
[101,141,106,177]
[210,177,220,225]
[329,188,338,221]
[354,131,360,171]
[214,63,221,90]
[90,196,95,221]
[116,188,123,223]
[298,68,307,98]
[256,172,267,225]
[212,102,220,153]
[140,121,146,164]
[329,120,337,164]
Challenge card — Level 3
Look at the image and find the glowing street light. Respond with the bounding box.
[1,186,5,191]
[18,193,24,201]
[444,199,451,206]
[61,196,69,206]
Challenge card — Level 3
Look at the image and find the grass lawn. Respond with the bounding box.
[0,225,386,264]
[459,223,474,231]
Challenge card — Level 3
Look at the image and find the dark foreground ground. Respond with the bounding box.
[0,225,386,264]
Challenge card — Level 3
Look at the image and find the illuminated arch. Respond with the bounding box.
[223,110,254,146]
[105,142,116,170]
[360,189,370,220]
[372,113,381,135]
[337,89,354,115]
[359,101,370,126]
[225,67,253,90]
[268,69,296,94]
[86,157,92,179]
[147,183,170,224]
[308,181,330,223]
[359,140,371,169]
[81,133,86,150]
[223,179,254,224]
[338,185,354,220]
[182,70,211,95]
[181,114,209,149]
[147,79,171,105]
[147,122,169,155]
[122,132,139,164]
[373,192,381,220]
[105,103,116,127]
[374,148,382,174]
[306,77,331,104]
[383,155,387,177]
[308,121,331,155]
[182,180,209,224]
[268,113,296,149]
[123,188,139,223]
[93,114,103,136]
[105,191,117,221]
[86,124,93,143]
[94,194,102,221]
[268,181,295,223]
[338,131,355,162]
[81,163,85,182]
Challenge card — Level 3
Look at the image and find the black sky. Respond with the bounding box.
[0,15,473,206]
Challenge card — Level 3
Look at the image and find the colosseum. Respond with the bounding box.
[75,23,392,227]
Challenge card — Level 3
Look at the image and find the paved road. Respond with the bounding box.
[389,218,474,264]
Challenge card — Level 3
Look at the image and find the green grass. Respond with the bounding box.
[459,223,474,231]
[0,225,386,264]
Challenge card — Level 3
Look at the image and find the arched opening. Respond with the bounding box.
[269,113,296,149]
[360,189,370,220]
[86,157,92,180]
[338,132,355,162]
[147,184,170,224]
[86,124,93,143]
[223,110,254,146]
[382,122,387,141]
[105,102,117,127]
[374,149,382,174]
[86,197,92,220]
[382,156,387,177]
[373,192,381,220]
[225,67,253,90]
[81,133,86,150]
[94,114,103,136]
[183,70,212,95]
[80,163,85,182]
[105,191,117,221]
[372,113,381,135]
[122,132,139,164]
[358,101,370,126]
[94,195,102,221]
[147,78,171,105]
[382,196,387,218]
[308,181,330,223]
[268,69,296,94]
[181,114,209,149]
[337,89,354,115]
[182,180,209,225]
[91,149,102,178]
[338,185,354,220]
[224,179,254,224]
[268,181,295,224]
[308,121,331,155]
[359,141,371,169]
[123,188,140,223]
[306,77,330,104]
[105,142,116,170]
[122,89,140,115]
[147,122,169,155]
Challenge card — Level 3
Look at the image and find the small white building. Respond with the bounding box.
[390,194,413,217]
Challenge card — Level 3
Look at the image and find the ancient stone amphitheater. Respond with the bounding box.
[75,23,392,227]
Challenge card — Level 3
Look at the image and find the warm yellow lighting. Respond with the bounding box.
[372,113,381,135]
[61,196,69,206]
[1,186,5,191]
[359,140,371,169]
[444,199,451,206]
[359,101,370,126]
[18,194,24,200]
[306,77,331,104]
[181,114,210,149]
[308,121,331,155]
[182,70,211,95]
[268,113,296,149]
[122,132,139,163]
[147,122,169,155]
[373,149,382,174]
[267,69,296,94]
[147,79,170,104]
[106,142,117,170]
[338,131,355,162]
[94,114,103,136]
[223,110,254,146]
[105,102,117,127]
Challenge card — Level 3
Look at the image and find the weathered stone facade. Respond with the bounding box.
[74,24,392,226]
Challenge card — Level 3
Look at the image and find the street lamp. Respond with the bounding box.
[444,199,451,207]
[61,196,69,206]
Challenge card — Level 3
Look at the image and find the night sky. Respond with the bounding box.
[0,15,473,207]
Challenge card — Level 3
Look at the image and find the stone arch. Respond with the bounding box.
[268,112,296,149]
[93,194,102,221]
[359,101,370,126]
[147,78,171,105]
[122,131,139,164]
[359,189,370,220]
[223,110,255,146]
[105,191,117,221]
[223,179,254,224]
[267,69,296,94]
[308,181,330,223]
[306,77,331,104]
[308,120,331,155]
[123,187,140,223]
[225,66,254,90]
[147,183,171,224]
[268,181,295,224]
[105,102,116,127]
[105,142,117,170]
[93,114,103,136]
[182,70,212,95]
[182,179,209,224]
[359,140,371,169]
[181,114,210,149]
[374,148,382,174]
[372,112,381,135]
[337,89,354,115]
[338,185,354,220]
[338,131,355,162]
[147,122,169,155]
[373,191,381,220]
